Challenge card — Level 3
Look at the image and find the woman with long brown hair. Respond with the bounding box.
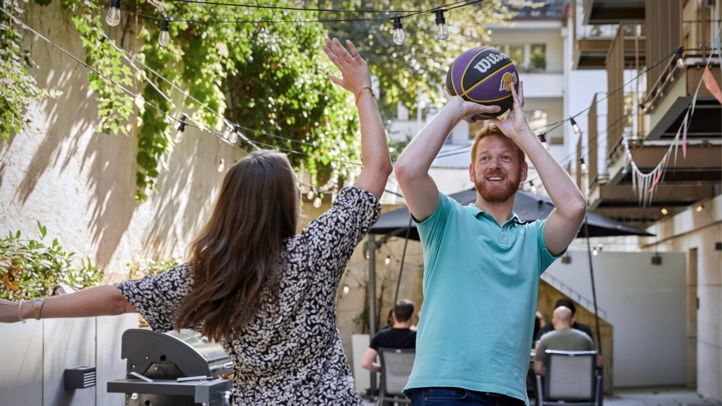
[0,38,392,405]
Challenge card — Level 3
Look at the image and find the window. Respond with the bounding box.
[526,110,547,133]
[492,44,547,72]
[508,45,525,66]
[529,44,546,70]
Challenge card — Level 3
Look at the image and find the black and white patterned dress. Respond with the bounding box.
[114,186,380,405]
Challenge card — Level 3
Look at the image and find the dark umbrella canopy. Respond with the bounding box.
[370,188,653,240]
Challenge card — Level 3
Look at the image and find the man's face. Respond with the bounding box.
[469,134,528,204]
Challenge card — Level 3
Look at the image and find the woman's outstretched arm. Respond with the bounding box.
[0,285,136,323]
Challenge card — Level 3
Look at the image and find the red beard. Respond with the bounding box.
[475,170,521,204]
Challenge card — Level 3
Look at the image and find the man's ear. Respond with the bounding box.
[520,160,528,182]
[469,163,475,184]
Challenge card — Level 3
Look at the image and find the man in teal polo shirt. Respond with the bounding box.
[394,82,586,405]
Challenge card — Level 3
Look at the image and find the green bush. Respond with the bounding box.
[126,256,181,280]
[0,222,102,300]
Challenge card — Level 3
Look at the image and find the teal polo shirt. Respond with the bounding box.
[403,192,563,403]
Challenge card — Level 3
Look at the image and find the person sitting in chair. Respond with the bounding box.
[536,298,594,341]
[361,299,417,372]
[534,306,600,376]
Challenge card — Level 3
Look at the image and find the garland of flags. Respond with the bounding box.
[622,25,722,207]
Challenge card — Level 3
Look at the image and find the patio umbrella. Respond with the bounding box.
[369,188,653,239]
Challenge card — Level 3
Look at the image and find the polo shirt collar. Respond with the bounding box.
[465,203,522,227]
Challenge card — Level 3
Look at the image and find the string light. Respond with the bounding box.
[385,255,391,265]
[579,157,587,172]
[159,18,170,46]
[217,158,225,172]
[696,204,704,212]
[229,125,239,143]
[592,247,598,256]
[675,46,685,69]
[222,126,231,140]
[660,207,668,215]
[306,189,316,200]
[173,114,187,143]
[313,196,323,208]
[434,9,449,41]
[570,117,581,134]
[392,15,405,45]
[106,0,121,26]
[529,181,537,194]
[538,132,548,150]
[343,284,349,294]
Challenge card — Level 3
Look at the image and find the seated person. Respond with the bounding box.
[361,299,416,372]
[534,306,600,376]
[537,298,593,341]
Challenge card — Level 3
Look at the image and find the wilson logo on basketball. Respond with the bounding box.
[499,72,518,92]
[472,52,509,74]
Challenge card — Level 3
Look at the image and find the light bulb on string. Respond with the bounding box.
[434,9,449,41]
[392,15,405,45]
[173,114,187,143]
[306,189,316,200]
[106,0,121,26]
[222,126,231,140]
[313,196,323,208]
[529,181,537,194]
[579,158,587,172]
[676,47,685,69]
[660,207,668,215]
[229,125,239,144]
[158,18,170,47]
[217,158,225,172]
[570,117,581,134]
[592,247,598,256]
[538,132,548,150]
[385,255,391,265]
[343,284,349,294]
[696,205,704,212]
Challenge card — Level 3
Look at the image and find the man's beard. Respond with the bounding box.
[475,170,521,204]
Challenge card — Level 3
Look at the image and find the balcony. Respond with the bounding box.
[573,2,646,70]
[583,12,721,226]
[582,0,645,25]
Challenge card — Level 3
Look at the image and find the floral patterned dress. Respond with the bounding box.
[114,186,380,405]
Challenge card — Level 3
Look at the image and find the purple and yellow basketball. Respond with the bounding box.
[446,47,519,121]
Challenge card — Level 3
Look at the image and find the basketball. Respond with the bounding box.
[446,47,520,120]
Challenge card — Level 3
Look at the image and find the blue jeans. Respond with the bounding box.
[408,388,527,406]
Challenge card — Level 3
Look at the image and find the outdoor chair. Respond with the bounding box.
[377,347,415,405]
[536,350,601,406]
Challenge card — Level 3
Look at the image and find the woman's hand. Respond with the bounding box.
[322,38,372,97]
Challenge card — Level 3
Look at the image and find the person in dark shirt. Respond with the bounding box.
[361,299,417,372]
[536,298,594,342]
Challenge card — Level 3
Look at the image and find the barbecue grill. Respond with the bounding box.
[107,329,234,406]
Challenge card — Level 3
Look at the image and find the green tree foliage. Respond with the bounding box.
[5,0,513,199]
[314,0,512,117]
[0,0,60,141]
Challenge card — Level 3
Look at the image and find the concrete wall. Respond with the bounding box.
[640,194,722,401]
[545,250,687,388]
[0,314,138,406]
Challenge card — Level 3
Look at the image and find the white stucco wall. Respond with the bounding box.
[641,195,722,401]
[0,1,245,285]
[546,251,687,388]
